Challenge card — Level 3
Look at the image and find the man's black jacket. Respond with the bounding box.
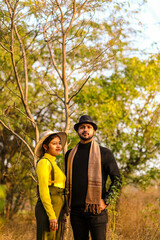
[65,141,121,210]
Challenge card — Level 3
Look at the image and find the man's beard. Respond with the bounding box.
[78,132,94,141]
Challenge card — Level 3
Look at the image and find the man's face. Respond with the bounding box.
[77,123,95,142]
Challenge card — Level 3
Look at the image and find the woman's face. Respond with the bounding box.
[43,136,62,156]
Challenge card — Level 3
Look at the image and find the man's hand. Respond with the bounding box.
[100,199,107,211]
[49,219,58,231]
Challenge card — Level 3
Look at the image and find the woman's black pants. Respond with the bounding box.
[70,209,108,240]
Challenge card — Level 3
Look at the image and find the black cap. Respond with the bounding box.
[74,115,97,132]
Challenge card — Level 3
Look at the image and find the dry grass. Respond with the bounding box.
[107,186,160,240]
[0,213,36,240]
[0,186,160,240]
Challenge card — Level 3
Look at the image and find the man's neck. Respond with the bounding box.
[80,138,93,144]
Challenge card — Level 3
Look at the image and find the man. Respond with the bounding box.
[65,115,121,240]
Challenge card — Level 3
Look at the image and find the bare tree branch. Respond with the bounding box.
[40,78,64,103]
[5,0,25,103]
[55,0,64,34]
[68,75,90,103]
[77,0,88,14]
[66,44,114,81]
[45,40,63,80]
[43,19,63,80]
[0,42,12,53]
[29,172,37,183]
[14,24,29,102]
[68,54,114,104]
[4,83,21,99]
[0,119,34,159]
[5,0,39,145]
[65,0,77,35]
[14,106,39,125]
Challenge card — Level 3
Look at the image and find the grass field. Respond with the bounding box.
[0,186,160,240]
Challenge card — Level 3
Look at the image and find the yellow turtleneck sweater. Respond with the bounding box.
[36,153,66,220]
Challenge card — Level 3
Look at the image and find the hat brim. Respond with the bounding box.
[34,131,67,160]
[74,122,97,132]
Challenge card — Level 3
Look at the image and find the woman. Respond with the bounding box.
[34,130,67,240]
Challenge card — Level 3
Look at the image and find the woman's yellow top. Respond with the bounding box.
[36,153,66,220]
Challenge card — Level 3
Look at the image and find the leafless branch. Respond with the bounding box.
[47,43,62,79]
[14,106,39,125]
[66,19,89,45]
[68,54,114,104]
[68,75,90,103]
[65,0,77,35]
[5,0,25,104]
[14,24,29,101]
[43,24,63,80]
[24,30,39,51]
[55,0,64,34]
[0,42,12,53]
[29,172,37,183]
[0,119,34,159]
[4,84,21,99]
[77,0,88,14]
[40,78,64,103]
[66,43,113,81]
[5,0,39,144]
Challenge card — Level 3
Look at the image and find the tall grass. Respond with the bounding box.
[107,186,160,240]
[0,186,160,240]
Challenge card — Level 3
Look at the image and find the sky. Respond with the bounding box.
[139,0,160,53]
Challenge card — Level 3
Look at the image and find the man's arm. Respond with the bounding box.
[101,147,122,205]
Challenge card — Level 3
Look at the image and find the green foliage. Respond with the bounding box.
[74,54,160,185]
[0,128,37,219]
[141,197,160,237]
[132,168,160,189]
[0,185,6,213]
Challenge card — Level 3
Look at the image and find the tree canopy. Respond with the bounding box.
[74,54,160,184]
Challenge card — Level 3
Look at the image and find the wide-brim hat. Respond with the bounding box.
[34,130,67,160]
[74,115,97,132]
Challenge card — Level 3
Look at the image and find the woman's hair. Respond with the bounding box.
[42,134,60,155]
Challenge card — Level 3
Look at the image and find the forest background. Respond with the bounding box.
[0,0,160,239]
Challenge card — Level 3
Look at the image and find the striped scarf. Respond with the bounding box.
[66,140,102,214]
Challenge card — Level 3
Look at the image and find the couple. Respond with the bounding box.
[34,115,121,240]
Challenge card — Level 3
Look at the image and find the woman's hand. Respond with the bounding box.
[49,219,58,231]
[100,199,107,211]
